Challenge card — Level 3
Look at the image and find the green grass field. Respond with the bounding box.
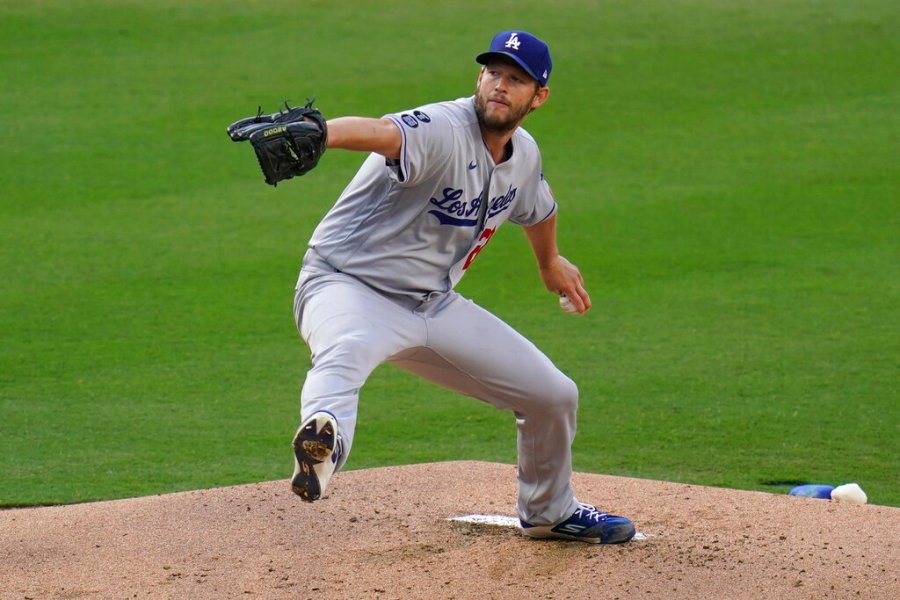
[2,0,897,507]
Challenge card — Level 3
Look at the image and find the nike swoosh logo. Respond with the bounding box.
[468,161,477,170]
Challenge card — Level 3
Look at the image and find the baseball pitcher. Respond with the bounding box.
[228,30,635,544]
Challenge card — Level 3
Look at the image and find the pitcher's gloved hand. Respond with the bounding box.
[227,98,327,186]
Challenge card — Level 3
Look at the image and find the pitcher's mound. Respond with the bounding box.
[2,461,897,599]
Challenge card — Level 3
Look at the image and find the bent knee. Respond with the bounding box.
[554,374,579,413]
[314,331,386,371]
[524,372,578,416]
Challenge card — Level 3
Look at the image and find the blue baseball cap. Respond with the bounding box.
[476,30,552,87]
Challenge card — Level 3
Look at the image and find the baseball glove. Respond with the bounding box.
[227,99,327,186]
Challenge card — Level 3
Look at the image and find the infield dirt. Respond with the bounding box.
[2,461,897,599]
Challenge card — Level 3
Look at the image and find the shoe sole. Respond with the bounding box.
[291,415,336,502]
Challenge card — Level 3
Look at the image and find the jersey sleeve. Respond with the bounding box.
[384,106,454,188]
[509,170,558,226]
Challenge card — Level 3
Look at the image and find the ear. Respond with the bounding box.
[530,86,550,111]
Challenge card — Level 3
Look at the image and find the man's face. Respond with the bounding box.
[474,59,549,134]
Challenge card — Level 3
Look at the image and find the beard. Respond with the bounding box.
[474,89,534,134]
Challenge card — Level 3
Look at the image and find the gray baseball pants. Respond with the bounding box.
[293,255,580,525]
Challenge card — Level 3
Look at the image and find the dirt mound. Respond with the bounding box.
[2,461,897,599]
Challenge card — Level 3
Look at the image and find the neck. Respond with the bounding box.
[480,127,515,164]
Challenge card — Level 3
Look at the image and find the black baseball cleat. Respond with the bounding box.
[291,411,342,502]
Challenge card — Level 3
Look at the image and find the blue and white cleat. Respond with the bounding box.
[291,411,342,502]
[520,502,636,544]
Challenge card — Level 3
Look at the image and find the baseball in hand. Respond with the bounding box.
[559,294,579,315]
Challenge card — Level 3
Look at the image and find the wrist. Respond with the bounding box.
[536,253,561,270]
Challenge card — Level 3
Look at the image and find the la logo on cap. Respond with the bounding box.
[476,30,552,86]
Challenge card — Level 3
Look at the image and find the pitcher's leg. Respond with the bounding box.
[391,294,579,524]
[294,273,425,470]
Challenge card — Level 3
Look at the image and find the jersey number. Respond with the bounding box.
[463,226,497,270]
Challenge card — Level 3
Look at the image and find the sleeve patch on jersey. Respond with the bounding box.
[413,110,431,123]
[401,114,419,128]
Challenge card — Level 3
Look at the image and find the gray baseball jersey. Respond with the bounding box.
[294,96,579,525]
[307,96,557,300]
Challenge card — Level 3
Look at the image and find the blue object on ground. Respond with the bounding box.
[788,484,835,499]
